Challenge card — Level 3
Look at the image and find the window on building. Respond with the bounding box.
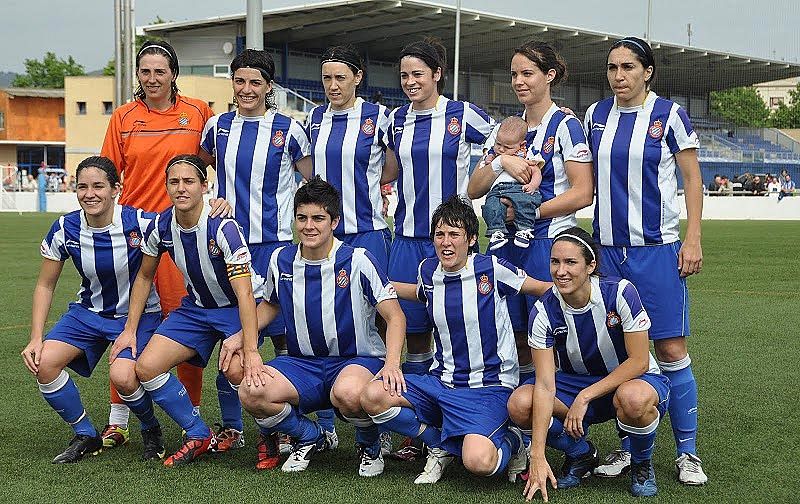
[190,65,213,76]
[771,97,785,107]
[213,64,230,77]
[0,111,5,129]
[103,101,113,115]
[208,101,215,110]
[77,102,87,115]
[58,114,65,128]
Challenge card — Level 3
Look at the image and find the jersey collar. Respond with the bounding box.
[552,276,603,314]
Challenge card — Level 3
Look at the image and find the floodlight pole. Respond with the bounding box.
[127,0,136,103]
[114,0,122,107]
[453,0,461,100]
[646,0,652,44]
[246,0,264,50]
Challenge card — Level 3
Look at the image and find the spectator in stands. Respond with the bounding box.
[371,90,383,104]
[767,175,781,194]
[707,174,722,192]
[718,175,733,195]
[779,173,795,201]
[750,175,766,196]
[22,174,37,192]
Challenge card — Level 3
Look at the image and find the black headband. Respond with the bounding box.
[321,58,361,73]
[165,158,207,182]
[613,38,654,67]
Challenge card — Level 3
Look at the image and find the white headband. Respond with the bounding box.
[554,234,596,261]
[138,44,173,61]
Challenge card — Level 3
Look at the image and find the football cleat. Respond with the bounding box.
[141,424,166,461]
[323,429,339,451]
[594,449,631,477]
[358,444,385,477]
[380,431,393,456]
[675,453,708,485]
[211,423,244,453]
[52,434,103,464]
[163,433,215,467]
[100,424,129,448]
[488,231,509,251]
[514,229,535,248]
[630,459,658,497]
[389,436,425,462]
[255,432,280,471]
[507,426,529,482]
[281,433,327,473]
[414,447,454,484]
[557,441,599,489]
[278,433,294,455]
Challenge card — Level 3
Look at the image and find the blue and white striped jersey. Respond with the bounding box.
[416,253,526,389]
[385,96,493,238]
[40,204,160,317]
[306,98,390,235]
[201,110,310,244]
[584,92,699,246]
[485,103,592,238]
[263,239,396,358]
[528,276,659,376]
[142,205,262,308]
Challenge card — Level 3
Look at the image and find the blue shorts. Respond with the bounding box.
[155,298,243,368]
[45,303,160,377]
[523,371,671,424]
[600,242,690,340]
[251,241,291,338]
[401,374,513,456]
[268,355,384,415]
[338,228,392,272]
[388,236,436,333]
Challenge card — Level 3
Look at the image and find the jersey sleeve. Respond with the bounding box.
[100,109,126,176]
[356,249,398,307]
[377,105,391,149]
[383,109,397,152]
[287,119,311,163]
[616,279,651,333]
[527,300,553,350]
[40,216,68,261]
[483,123,500,156]
[135,208,158,235]
[200,115,218,156]
[141,216,162,257]
[493,256,527,298]
[415,260,428,303]
[665,104,700,154]
[218,219,251,265]
[558,115,592,163]
[464,102,494,145]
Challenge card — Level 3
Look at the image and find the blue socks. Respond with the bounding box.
[216,371,243,431]
[618,417,659,463]
[660,356,698,456]
[271,404,322,445]
[491,428,522,475]
[547,417,590,457]
[118,385,159,431]
[370,406,442,448]
[39,370,97,437]
[316,408,336,433]
[142,372,210,439]
[402,352,434,375]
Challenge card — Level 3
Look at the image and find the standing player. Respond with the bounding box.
[21,156,165,463]
[101,40,216,447]
[362,196,552,484]
[119,154,261,467]
[584,37,707,485]
[199,48,317,453]
[385,37,494,385]
[468,40,593,388]
[237,177,406,476]
[510,227,670,499]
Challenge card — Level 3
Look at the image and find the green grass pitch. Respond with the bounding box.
[1,212,797,503]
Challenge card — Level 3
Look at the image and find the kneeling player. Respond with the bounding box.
[238,177,405,476]
[510,227,670,500]
[21,156,165,463]
[361,196,551,484]
[120,154,261,467]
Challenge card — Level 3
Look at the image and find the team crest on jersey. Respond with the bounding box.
[127,231,141,248]
[336,268,350,288]
[447,117,461,136]
[478,274,492,295]
[648,120,664,139]
[361,118,375,136]
[208,239,221,257]
[606,311,621,328]
[178,112,189,127]
[272,130,285,148]
[542,136,555,154]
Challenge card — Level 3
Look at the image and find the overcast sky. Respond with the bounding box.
[2,0,798,73]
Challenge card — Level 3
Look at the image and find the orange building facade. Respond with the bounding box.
[0,88,65,177]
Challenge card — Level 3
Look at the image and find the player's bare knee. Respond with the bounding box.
[507,386,533,426]
[109,362,139,395]
[223,366,243,387]
[134,357,160,383]
[614,382,651,420]
[360,381,387,415]
[462,448,496,476]
[654,337,687,363]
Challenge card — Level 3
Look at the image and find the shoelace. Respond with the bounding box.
[681,457,702,473]
[632,462,652,484]
[174,439,200,460]
[604,450,628,464]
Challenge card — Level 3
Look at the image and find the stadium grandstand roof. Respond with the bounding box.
[143,0,800,96]
[1,87,65,98]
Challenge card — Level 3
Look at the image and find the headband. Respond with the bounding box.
[138,43,173,61]
[615,38,653,66]
[165,158,207,181]
[554,234,596,261]
[239,65,273,82]
[321,58,361,73]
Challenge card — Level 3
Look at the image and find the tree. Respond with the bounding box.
[12,52,85,88]
[710,87,770,127]
[104,16,168,76]
[768,83,800,128]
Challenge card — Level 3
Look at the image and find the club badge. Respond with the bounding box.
[272,130,285,148]
[336,268,350,288]
[178,112,189,127]
[127,231,141,248]
[208,238,221,257]
[606,310,621,328]
[447,117,461,136]
[361,118,375,136]
[478,274,492,295]
[542,136,555,154]
[648,119,664,140]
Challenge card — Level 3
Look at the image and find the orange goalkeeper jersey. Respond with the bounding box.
[101,95,213,212]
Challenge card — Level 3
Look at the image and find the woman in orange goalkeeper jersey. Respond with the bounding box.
[101,40,224,449]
